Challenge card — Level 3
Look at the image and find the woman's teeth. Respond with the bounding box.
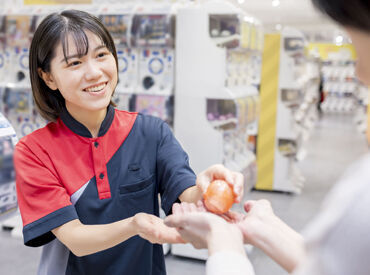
[85,83,106,92]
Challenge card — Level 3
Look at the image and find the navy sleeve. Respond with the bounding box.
[23,205,78,247]
[156,121,196,215]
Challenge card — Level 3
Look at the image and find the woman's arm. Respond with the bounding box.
[52,213,184,257]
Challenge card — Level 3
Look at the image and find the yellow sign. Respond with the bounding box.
[24,0,92,4]
[307,43,357,60]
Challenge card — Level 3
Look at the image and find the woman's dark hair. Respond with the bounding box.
[29,10,118,122]
[312,0,370,32]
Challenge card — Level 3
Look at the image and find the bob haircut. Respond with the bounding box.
[312,0,370,32]
[29,9,118,122]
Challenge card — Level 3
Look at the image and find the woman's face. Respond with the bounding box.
[42,30,118,117]
[346,27,370,86]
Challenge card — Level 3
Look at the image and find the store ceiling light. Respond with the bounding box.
[275,24,282,31]
[244,16,254,23]
[272,0,281,7]
[335,35,343,46]
[238,0,245,4]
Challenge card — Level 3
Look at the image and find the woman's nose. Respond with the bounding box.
[84,60,103,80]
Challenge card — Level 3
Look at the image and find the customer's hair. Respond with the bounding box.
[29,10,118,122]
[312,0,370,32]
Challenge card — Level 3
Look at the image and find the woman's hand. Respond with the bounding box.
[196,164,244,203]
[179,164,244,204]
[132,213,185,244]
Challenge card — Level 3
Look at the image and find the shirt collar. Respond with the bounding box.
[59,105,115,138]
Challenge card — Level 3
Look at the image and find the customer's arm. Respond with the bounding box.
[166,200,306,274]
[235,200,305,273]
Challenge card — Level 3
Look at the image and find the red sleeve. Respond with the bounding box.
[14,139,74,227]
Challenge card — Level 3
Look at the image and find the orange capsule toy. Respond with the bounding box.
[203,180,236,214]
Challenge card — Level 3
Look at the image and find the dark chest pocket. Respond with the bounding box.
[119,174,155,216]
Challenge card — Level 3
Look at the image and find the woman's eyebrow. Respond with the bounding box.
[60,45,107,63]
[93,45,107,52]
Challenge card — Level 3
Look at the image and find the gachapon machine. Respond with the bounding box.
[0,112,17,222]
[1,85,38,138]
[173,0,262,260]
[99,5,138,96]
[130,4,176,127]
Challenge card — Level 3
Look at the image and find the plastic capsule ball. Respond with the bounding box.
[203,179,236,214]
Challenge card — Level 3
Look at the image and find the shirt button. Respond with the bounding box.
[99,173,104,179]
[94,141,99,148]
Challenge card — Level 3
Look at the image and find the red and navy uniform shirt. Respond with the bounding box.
[14,105,196,275]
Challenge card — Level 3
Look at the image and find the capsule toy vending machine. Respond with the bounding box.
[1,7,47,139]
[129,3,176,127]
[0,6,14,106]
[29,7,50,130]
[0,6,18,222]
[0,11,10,87]
[320,49,358,114]
[5,5,36,85]
[2,8,32,138]
[0,11,9,111]
[220,15,263,189]
[172,1,262,259]
[99,4,137,111]
[292,51,320,141]
[0,112,18,222]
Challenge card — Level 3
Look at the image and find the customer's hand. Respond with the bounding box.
[165,202,245,256]
[232,200,276,245]
[230,200,305,272]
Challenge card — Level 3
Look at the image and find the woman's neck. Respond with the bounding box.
[66,105,107,138]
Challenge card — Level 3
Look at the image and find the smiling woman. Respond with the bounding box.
[38,31,118,137]
[13,9,244,275]
[29,10,118,124]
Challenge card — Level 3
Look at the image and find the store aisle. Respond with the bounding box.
[0,113,368,275]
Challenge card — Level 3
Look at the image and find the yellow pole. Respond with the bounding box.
[255,33,281,190]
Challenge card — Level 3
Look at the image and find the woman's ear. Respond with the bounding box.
[38,68,58,90]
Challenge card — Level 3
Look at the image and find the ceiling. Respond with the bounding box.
[229,0,327,24]
[227,0,346,41]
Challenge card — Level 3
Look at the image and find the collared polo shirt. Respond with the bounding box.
[14,105,196,275]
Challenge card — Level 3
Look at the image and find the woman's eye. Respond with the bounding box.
[97,52,108,58]
[68,61,81,67]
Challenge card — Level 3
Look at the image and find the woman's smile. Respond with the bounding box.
[83,81,108,95]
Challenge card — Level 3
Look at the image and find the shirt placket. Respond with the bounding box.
[91,139,111,200]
